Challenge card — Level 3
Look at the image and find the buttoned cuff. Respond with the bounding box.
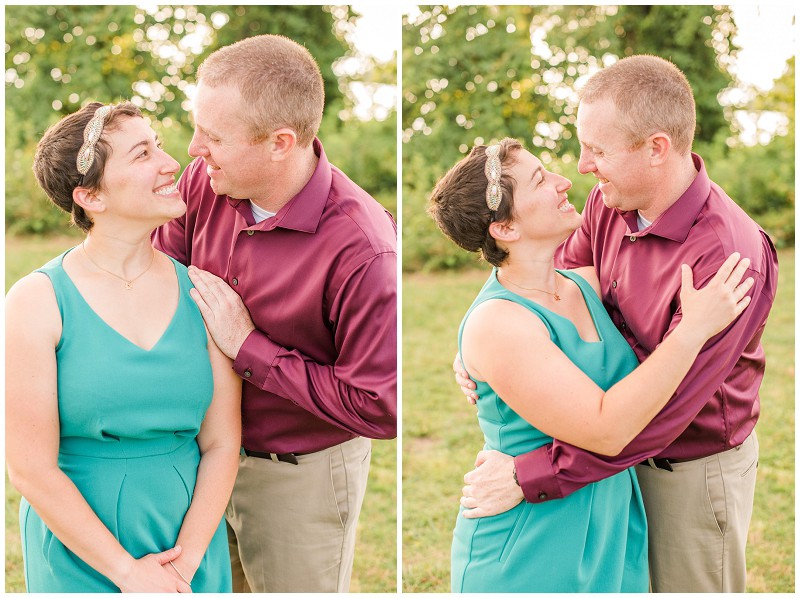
[514,445,563,504]
[232,329,281,388]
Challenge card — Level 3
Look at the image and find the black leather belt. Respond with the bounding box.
[639,457,695,472]
[242,448,299,465]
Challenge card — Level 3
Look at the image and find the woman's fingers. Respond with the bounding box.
[734,277,755,301]
[710,252,741,285]
[154,545,182,565]
[680,263,694,292]
[724,256,751,288]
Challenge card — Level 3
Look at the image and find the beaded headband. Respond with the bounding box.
[76,105,112,175]
[484,144,502,211]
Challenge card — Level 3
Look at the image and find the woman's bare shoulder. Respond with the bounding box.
[6,272,61,339]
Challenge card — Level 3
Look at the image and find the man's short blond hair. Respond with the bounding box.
[580,55,696,155]
[197,34,324,147]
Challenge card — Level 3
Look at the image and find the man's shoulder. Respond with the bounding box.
[696,181,764,249]
[323,165,397,253]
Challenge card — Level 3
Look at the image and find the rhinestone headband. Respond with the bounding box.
[76,105,112,175]
[484,144,502,211]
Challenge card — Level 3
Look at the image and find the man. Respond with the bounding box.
[154,34,397,592]
[455,55,777,592]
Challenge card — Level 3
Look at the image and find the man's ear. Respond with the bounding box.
[648,132,672,166]
[72,186,106,215]
[266,128,298,162]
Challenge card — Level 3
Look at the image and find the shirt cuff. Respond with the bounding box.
[514,445,563,503]
[232,329,281,388]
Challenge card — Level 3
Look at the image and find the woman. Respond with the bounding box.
[5,102,241,592]
[427,138,752,592]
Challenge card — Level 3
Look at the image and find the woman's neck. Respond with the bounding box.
[82,230,155,276]
[498,248,559,293]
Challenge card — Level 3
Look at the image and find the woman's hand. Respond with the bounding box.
[116,546,192,593]
[678,252,754,343]
[162,552,197,589]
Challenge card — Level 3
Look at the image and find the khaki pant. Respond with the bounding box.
[635,431,759,592]
[226,436,372,592]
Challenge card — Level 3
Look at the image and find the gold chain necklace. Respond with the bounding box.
[498,270,561,301]
[81,241,156,290]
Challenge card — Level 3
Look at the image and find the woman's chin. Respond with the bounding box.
[564,211,583,234]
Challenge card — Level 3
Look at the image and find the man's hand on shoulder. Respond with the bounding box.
[460,450,523,518]
[188,266,256,359]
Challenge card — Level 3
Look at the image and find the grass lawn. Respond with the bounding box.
[4,234,397,593]
[402,248,795,593]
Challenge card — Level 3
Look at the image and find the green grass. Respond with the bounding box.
[4,234,397,593]
[402,249,794,593]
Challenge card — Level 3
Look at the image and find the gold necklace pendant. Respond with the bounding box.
[82,241,156,290]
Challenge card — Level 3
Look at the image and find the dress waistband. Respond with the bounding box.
[59,435,196,459]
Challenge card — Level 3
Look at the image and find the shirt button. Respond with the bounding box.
[538,492,548,500]
[244,369,252,378]
[621,322,627,329]
[612,280,618,288]
[247,230,255,236]
[232,278,239,286]
[630,235,637,242]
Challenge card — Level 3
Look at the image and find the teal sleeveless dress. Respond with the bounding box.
[19,248,232,592]
[451,269,648,592]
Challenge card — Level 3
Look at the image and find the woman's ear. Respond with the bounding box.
[72,186,106,215]
[488,219,519,243]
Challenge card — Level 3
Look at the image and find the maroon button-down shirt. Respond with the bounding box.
[153,139,397,454]
[515,153,778,503]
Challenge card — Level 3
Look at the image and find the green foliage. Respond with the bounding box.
[402,5,793,271]
[699,55,795,248]
[319,100,397,215]
[5,5,397,233]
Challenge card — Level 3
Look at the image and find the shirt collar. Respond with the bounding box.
[271,138,331,233]
[620,153,710,243]
[232,138,331,234]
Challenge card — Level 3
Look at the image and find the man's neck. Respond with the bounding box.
[639,153,698,222]
[250,144,319,213]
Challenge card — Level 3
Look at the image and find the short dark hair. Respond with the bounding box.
[33,101,142,232]
[428,138,522,267]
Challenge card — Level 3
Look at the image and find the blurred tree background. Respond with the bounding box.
[5,4,397,235]
[402,5,794,271]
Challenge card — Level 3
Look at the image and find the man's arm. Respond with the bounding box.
[191,252,397,440]
[515,255,776,504]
